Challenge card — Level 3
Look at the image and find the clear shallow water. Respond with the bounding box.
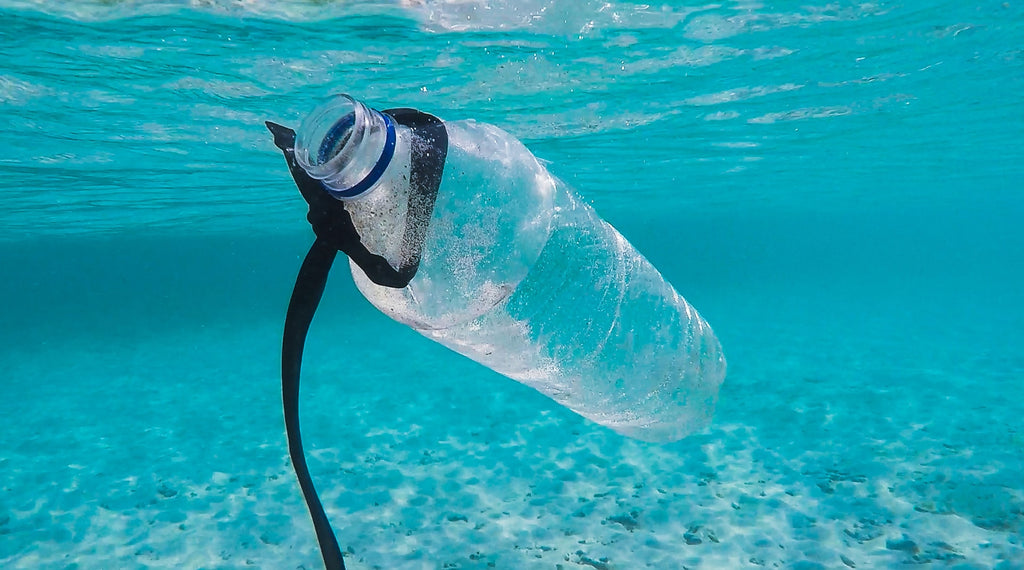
[2,1,1023,568]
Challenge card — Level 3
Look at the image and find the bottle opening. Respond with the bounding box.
[295,94,396,200]
[317,113,356,166]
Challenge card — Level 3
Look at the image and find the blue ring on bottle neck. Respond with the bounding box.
[319,111,397,200]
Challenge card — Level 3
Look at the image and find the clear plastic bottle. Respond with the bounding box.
[295,94,726,442]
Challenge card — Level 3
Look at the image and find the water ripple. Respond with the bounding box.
[0,0,1021,238]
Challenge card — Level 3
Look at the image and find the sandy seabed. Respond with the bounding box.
[3,286,1023,569]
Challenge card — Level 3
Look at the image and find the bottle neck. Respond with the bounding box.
[294,94,397,200]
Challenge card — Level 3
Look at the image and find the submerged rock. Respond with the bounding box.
[605,511,640,531]
[885,535,919,554]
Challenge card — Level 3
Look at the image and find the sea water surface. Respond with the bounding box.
[2,1,1023,568]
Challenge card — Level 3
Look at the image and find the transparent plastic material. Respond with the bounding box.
[294,94,396,198]
[296,94,727,442]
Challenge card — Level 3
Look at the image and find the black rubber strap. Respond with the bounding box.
[266,110,447,570]
[281,238,345,570]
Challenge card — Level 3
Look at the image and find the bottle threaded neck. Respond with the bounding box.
[294,94,396,200]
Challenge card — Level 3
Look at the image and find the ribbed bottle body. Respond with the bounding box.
[348,119,725,442]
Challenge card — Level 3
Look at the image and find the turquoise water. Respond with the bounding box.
[2,1,1023,568]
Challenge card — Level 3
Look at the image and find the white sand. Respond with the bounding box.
[2,287,1023,569]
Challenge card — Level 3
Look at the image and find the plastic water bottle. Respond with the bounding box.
[294,94,726,442]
